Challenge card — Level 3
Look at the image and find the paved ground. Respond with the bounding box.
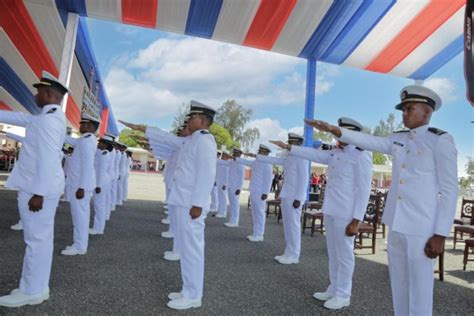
[0,171,473,315]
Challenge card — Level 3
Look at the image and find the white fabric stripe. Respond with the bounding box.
[343,0,429,69]
[212,0,260,44]
[0,87,31,114]
[0,29,38,95]
[390,6,464,77]
[85,0,122,22]
[156,0,191,34]
[24,0,65,69]
[24,1,88,119]
[272,0,333,56]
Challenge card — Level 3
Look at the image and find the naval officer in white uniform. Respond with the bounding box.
[272,118,373,310]
[61,114,99,256]
[166,101,217,310]
[224,148,245,227]
[258,133,309,264]
[90,135,114,235]
[0,71,67,307]
[305,85,458,316]
[215,152,230,218]
[236,145,273,242]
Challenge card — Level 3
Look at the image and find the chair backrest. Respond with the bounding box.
[364,194,382,226]
[460,198,474,224]
[319,185,326,204]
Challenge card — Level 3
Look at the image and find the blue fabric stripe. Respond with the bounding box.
[185,0,223,38]
[409,35,464,80]
[0,58,39,114]
[299,0,363,59]
[55,0,87,26]
[321,0,395,64]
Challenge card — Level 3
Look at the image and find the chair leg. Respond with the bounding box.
[454,231,457,250]
[439,251,444,281]
[311,217,316,236]
[464,244,469,271]
[382,224,386,239]
[372,232,376,254]
[320,217,324,234]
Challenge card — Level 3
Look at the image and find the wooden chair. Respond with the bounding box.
[454,198,474,225]
[266,199,281,220]
[453,199,474,249]
[376,192,388,239]
[355,194,382,254]
[436,244,446,281]
[463,238,474,270]
[302,202,324,236]
[302,186,326,235]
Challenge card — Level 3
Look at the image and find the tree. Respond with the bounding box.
[313,130,334,142]
[170,102,191,133]
[119,129,145,148]
[368,113,404,165]
[466,157,474,183]
[209,123,234,150]
[215,100,259,150]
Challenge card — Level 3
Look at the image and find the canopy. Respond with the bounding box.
[0,0,466,134]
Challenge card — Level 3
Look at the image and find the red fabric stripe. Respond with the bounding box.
[99,107,109,137]
[0,102,12,111]
[122,0,158,28]
[243,0,296,50]
[366,0,466,73]
[0,0,80,129]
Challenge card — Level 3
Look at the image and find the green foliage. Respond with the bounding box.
[372,113,405,136]
[467,157,474,182]
[119,129,145,148]
[215,100,259,150]
[209,123,234,150]
[372,152,387,165]
[459,177,470,190]
[313,130,333,142]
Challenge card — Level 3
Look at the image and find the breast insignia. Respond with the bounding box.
[393,130,409,133]
[200,130,209,134]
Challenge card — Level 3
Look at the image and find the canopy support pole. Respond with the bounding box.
[304,58,317,199]
[304,58,316,147]
[59,13,79,113]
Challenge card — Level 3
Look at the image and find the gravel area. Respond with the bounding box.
[0,172,473,315]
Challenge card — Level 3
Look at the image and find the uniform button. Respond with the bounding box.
[398,196,402,200]
[400,180,404,184]
[402,164,406,169]
[406,150,410,154]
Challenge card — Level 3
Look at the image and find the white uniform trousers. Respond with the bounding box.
[324,215,355,299]
[169,205,181,254]
[63,183,71,202]
[93,184,110,233]
[227,189,240,225]
[217,187,228,217]
[110,180,117,210]
[387,230,435,316]
[69,188,93,251]
[105,185,112,220]
[116,177,123,205]
[123,174,130,201]
[210,185,218,211]
[18,191,60,296]
[280,198,302,259]
[250,192,266,237]
[174,206,205,300]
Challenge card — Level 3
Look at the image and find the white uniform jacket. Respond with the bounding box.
[168,129,217,209]
[339,125,458,237]
[114,150,121,180]
[95,149,111,189]
[257,153,309,202]
[0,105,66,196]
[236,157,273,196]
[65,133,97,191]
[290,145,373,221]
[216,159,230,188]
[119,152,128,178]
[227,160,245,191]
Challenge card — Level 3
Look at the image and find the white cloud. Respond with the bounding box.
[246,118,303,152]
[104,36,338,122]
[424,77,458,103]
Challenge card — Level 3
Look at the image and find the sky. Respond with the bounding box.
[86,18,473,176]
